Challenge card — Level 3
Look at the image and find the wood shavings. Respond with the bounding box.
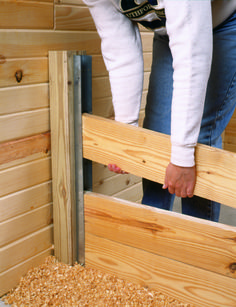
[3,256,194,307]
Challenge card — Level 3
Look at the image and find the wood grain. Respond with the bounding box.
[0,84,49,116]
[0,58,48,87]
[0,203,53,247]
[0,109,50,143]
[82,114,236,209]
[86,232,236,307]
[0,181,52,222]
[0,225,53,272]
[0,0,53,29]
[0,157,51,197]
[0,132,50,165]
[49,51,77,265]
[85,192,236,279]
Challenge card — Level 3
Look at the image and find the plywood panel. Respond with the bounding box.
[0,203,53,247]
[85,192,236,279]
[0,0,53,29]
[0,58,48,87]
[0,84,49,115]
[55,5,96,31]
[86,232,236,307]
[0,157,51,197]
[0,108,50,143]
[0,225,53,272]
[0,31,101,58]
[0,248,53,297]
[0,181,52,222]
[82,114,236,208]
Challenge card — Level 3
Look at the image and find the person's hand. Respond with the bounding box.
[163,163,196,198]
[107,164,128,174]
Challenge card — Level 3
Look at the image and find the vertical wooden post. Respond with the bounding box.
[49,51,77,264]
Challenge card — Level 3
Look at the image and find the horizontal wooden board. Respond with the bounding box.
[55,0,84,4]
[0,157,51,197]
[55,5,96,31]
[93,173,141,196]
[0,31,101,58]
[0,132,50,165]
[0,0,53,29]
[85,192,236,278]
[0,225,53,272]
[0,248,53,296]
[0,84,49,116]
[113,181,143,202]
[82,114,236,209]
[0,58,48,87]
[0,203,53,247]
[85,232,236,307]
[0,181,52,222]
[0,108,50,143]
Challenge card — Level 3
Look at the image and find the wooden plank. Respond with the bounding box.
[85,232,236,307]
[0,225,53,273]
[0,248,53,296]
[55,5,96,31]
[0,109,50,143]
[113,181,143,202]
[55,0,84,4]
[0,132,50,165]
[0,157,51,197]
[0,58,48,87]
[0,203,53,247]
[0,0,53,29]
[0,181,52,222]
[93,173,141,196]
[82,114,236,209]
[0,84,49,116]
[49,51,77,265]
[85,192,236,278]
[0,31,101,58]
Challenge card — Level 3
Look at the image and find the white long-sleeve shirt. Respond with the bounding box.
[83,0,236,167]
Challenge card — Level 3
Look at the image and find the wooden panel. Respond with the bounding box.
[141,32,153,52]
[0,0,53,29]
[0,133,50,165]
[0,84,49,116]
[113,181,143,202]
[85,192,236,278]
[0,203,53,247]
[49,51,77,265]
[93,173,141,196]
[0,225,53,272]
[0,248,53,297]
[0,181,52,222]
[0,58,48,87]
[85,232,236,307]
[82,114,236,208]
[0,157,51,197]
[55,5,96,31]
[0,109,50,143]
[55,0,84,4]
[0,31,101,58]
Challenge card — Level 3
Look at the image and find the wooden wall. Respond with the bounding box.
[0,0,235,296]
[0,0,152,295]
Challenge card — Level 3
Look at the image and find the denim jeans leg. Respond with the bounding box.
[142,34,175,210]
[182,12,236,221]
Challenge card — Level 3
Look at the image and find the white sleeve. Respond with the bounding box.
[164,0,213,167]
[83,0,144,126]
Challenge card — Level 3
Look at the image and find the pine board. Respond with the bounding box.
[0,84,49,116]
[0,109,50,143]
[85,232,236,307]
[0,181,52,222]
[85,192,236,279]
[82,114,236,209]
[0,0,53,30]
[0,225,53,272]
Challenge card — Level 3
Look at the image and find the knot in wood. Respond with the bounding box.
[229,263,236,272]
[15,70,23,83]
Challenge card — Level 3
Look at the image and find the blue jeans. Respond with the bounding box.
[142,11,236,222]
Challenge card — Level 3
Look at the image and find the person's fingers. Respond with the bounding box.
[107,164,128,174]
